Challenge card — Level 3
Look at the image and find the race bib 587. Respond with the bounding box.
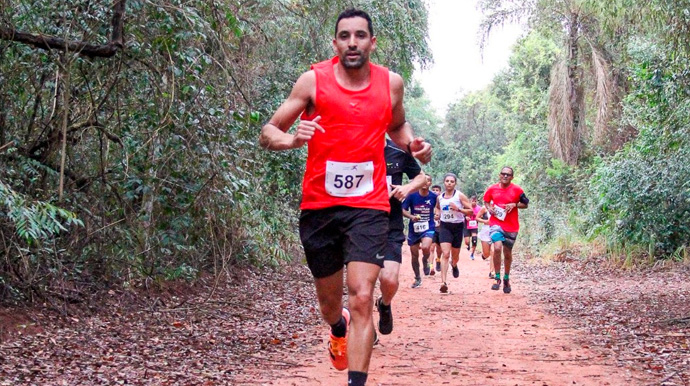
[325,160,375,197]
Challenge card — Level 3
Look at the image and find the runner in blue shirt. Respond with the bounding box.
[402,175,438,288]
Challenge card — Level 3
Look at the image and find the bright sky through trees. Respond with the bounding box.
[415,0,523,115]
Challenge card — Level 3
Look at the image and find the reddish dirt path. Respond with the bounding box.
[260,245,645,386]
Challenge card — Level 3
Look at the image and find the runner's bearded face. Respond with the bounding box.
[333,17,375,69]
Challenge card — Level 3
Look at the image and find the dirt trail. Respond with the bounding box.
[263,245,644,386]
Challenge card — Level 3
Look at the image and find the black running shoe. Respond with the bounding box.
[376,297,393,335]
[423,265,430,276]
[452,264,459,278]
[411,278,422,288]
[435,260,441,272]
[491,279,501,291]
[503,279,511,294]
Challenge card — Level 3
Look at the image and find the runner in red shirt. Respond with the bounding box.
[482,167,530,294]
[259,9,431,386]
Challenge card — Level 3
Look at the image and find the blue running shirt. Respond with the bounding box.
[402,191,438,235]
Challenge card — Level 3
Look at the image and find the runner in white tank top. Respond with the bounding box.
[433,173,473,293]
[438,190,465,224]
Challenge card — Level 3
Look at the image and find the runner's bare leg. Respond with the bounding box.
[314,268,345,325]
[346,261,380,372]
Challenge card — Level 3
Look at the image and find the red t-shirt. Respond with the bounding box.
[299,57,392,212]
[483,183,524,232]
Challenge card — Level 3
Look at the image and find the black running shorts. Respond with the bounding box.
[299,206,388,279]
[432,227,441,244]
[464,227,478,238]
[385,229,405,264]
[438,221,465,248]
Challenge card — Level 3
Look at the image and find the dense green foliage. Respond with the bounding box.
[424,0,690,259]
[587,37,690,259]
[0,0,431,303]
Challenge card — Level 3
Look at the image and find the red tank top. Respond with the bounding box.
[299,56,392,212]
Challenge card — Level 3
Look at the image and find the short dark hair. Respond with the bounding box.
[431,185,442,191]
[501,166,514,174]
[335,8,374,37]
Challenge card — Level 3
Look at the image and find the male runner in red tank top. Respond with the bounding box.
[259,9,431,386]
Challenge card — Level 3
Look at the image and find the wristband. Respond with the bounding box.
[406,141,413,155]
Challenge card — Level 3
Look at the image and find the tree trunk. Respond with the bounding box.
[58,56,71,202]
[565,11,585,165]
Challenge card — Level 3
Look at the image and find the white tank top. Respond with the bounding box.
[438,190,465,224]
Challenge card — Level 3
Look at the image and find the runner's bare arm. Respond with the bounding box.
[459,194,473,216]
[477,207,489,224]
[391,171,427,201]
[483,193,496,215]
[259,71,323,150]
[434,197,441,221]
[506,201,528,213]
[402,208,419,221]
[408,171,428,192]
[387,72,431,164]
[504,203,517,213]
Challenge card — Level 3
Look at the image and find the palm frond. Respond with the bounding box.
[590,44,612,145]
[548,57,577,164]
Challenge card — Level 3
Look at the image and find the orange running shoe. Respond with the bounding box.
[328,307,350,371]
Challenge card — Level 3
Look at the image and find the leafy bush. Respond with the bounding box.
[0,180,82,242]
[586,38,690,258]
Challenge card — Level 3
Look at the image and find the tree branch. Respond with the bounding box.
[0,0,126,58]
[28,119,108,155]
